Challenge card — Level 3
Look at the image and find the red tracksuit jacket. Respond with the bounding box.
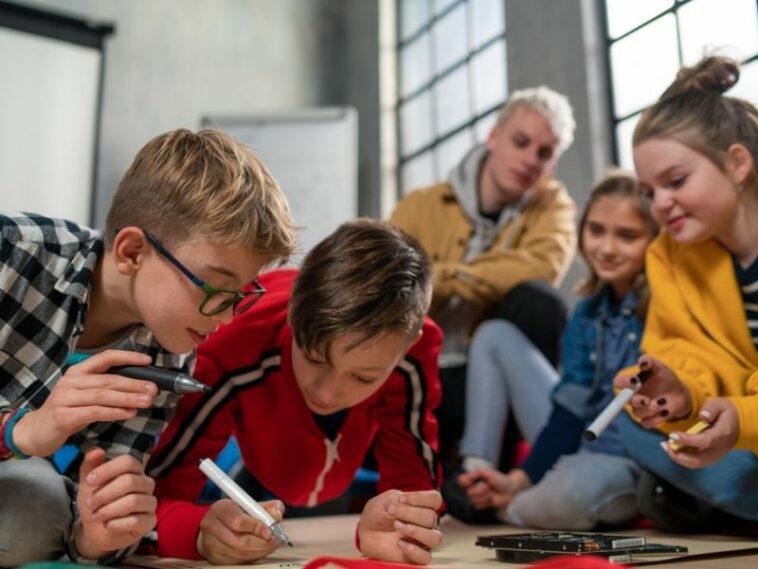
[147,270,442,559]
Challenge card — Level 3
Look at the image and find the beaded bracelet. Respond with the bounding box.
[0,408,31,460]
[0,413,11,461]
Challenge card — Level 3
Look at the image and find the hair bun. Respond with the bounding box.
[661,55,740,100]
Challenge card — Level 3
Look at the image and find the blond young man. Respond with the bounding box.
[0,129,297,566]
[390,87,577,470]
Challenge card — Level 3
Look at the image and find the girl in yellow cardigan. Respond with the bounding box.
[614,55,758,532]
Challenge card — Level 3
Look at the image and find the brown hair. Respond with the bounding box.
[289,218,432,362]
[105,129,298,264]
[633,56,758,181]
[576,170,658,316]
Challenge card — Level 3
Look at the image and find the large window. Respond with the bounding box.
[604,0,758,169]
[396,0,506,194]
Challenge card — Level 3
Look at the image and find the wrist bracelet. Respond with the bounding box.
[1,408,31,460]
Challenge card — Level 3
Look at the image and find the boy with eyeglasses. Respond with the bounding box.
[0,128,297,567]
[148,219,444,566]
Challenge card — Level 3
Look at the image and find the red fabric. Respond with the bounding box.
[527,556,632,568]
[147,270,443,558]
[304,558,421,569]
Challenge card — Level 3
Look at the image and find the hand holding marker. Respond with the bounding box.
[584,367,653,442]
[68,353,211,394]
[199,457,293,547]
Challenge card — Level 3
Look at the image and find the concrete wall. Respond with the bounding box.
[505,0,612,301]
[9,0,612,290]
[12,0,349,225]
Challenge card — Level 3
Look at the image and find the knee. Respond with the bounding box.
[0,460,72,566]
[509,474,596,530]
[504,281,566,320]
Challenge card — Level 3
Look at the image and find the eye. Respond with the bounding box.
[586,223,604,236]
[669,175,687,189]
[537,146,554,162]
[618,231,641,242]
[304,354,328,367]
[640,185,654,200]
[353,373,377,385]
[513,134,529,148]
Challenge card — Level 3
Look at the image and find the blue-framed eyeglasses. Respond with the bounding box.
[143,230,265,316]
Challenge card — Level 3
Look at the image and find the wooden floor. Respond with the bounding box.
[123,514,758,568]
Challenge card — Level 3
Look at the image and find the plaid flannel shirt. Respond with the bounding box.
[0,212,194,563]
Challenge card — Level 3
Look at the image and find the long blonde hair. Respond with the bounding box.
[576,170,658,317]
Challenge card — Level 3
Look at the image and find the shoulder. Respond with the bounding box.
[395,183,454,208]
[1,212,102,259]
[530,178,575,209]
[567,293,603,326]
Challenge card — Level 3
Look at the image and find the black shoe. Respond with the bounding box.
[637,470,737,533]
[441,468,497,524]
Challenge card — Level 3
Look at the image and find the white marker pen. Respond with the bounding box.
[585,368,652,442]
[198,457,293,547]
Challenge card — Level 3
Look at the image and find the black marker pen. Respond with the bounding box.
[109,366,211,394]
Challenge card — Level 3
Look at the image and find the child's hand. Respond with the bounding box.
[358,489,443,565]
[613,356,692,428]
[12,350,157,457]
[662,398,739,468]
[74,448,157,560]
[196,498,284,564]
[458,467,531,510]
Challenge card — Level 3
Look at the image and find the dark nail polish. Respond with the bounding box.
[630,376,639,385]
[661,409,669,417]
[657,398,667,405]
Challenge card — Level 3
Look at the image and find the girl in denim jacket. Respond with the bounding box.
[444,171,657,529]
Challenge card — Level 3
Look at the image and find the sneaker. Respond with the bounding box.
[441,467,498,524]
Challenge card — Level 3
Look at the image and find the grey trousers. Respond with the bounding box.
[0,457,74,567]
[460,320,558,465]
[504,450,641,530]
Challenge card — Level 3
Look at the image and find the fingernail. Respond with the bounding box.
[86,473,96,484]
[660,441,669,452]
[657,398,667,405]
[398,494,407,503]
[660,409,669,417]
[669,433,680,442]
[700,409,713,420]
[640,360,650,370]
[394,520,405,530]
[387,504,396,515]
[139,394,150,403]
[630,376,639,385]
[398,539,409,549]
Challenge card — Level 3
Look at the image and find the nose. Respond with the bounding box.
[311,375,341,407]
[651,189,673,221]
[599,236,616,256]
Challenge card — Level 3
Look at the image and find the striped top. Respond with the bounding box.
[734,256,758,349]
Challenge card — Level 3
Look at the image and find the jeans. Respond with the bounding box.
[505,450,641,530]
[0,457,74,566]
[436,281,566,468]
[460,320,558,465]
[620,414,758,522]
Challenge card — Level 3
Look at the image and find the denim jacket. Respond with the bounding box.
[552,285,644,456]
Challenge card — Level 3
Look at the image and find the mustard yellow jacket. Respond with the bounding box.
[643,233,758,451]
[389,178,576,315]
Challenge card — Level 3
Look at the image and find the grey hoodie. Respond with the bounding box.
[436,143,531,367]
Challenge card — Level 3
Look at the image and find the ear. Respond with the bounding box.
[406,327,424,350]
[112,227,149,276]
[725,143,754,186]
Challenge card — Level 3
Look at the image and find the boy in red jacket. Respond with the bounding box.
[148,219,443,566]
